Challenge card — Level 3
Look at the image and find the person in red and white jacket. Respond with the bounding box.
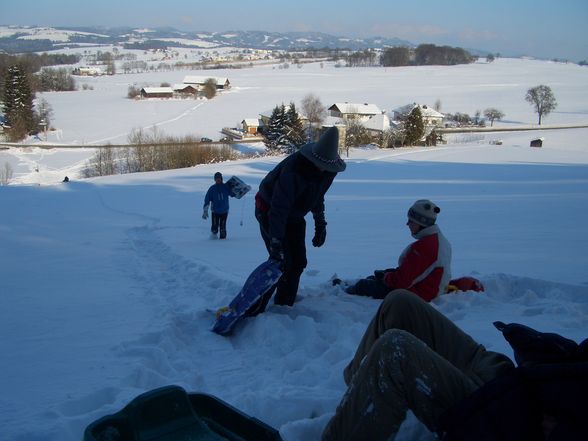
[343,200,452,302]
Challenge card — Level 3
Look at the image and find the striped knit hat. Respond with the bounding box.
[408,200,440,227]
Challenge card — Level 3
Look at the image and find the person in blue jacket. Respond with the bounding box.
[249,126,346,314]
[203,172,233,239]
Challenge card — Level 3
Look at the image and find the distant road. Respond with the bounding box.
[2,123,587,149]
[437,123,588,134]
[0,140,242,149]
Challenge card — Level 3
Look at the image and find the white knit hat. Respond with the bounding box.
[408,200,440,227]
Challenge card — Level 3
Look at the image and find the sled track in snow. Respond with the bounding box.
[115,225,250,391]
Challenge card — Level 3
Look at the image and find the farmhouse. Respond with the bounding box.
[419,105,445,128]
[182,76,231,89]
[362,113,391,135]
[393,103,444,128]
[242,119,262,135]
[72,66,104,76]
[140,87,174,99]
[173,84,198,96]
[328,103,383,122]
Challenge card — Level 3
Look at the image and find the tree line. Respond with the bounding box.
[380,44,476,67]
[0,53,80,97]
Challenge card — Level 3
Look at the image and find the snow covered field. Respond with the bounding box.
[1,58,587,441]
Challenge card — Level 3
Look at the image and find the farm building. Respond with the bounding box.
[242,119,262,135]
[140,87,174,98]
[182,76,231,89]
[328,103,383,122]
[173,84,198,96]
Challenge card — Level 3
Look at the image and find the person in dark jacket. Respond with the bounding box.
[322,290,515,441]
[203,172,233,239]
[249,126,346,314]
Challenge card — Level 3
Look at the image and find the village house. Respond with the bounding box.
[393,103,445,128]
[362,113,391,136]
[182,76,231,90]
[419,105,445,128]
[72,66,104,76]
[140,87,174,99]
[328,102,383,122]
[242,119,262,135]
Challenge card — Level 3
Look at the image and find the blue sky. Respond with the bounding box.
[1,0,587,60]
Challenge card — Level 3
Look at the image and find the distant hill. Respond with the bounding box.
[0,25,414,53]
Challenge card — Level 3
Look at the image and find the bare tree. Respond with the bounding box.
[345,120,372,147]
[34,98,53,132]
[300,93,326,141]
[203,78,217,99]
[84,146,117,177]
[1,162,13,185]
[483,108,505,126]
[525,85,557,125]
[127,85,141,99]
[382,126,405,148]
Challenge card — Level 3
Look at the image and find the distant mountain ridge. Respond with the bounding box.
[0,25,414,53]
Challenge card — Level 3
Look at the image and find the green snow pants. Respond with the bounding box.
[321,290,514,441]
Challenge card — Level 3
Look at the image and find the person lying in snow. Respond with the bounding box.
[340,199,452,302]
[321,290,588,441]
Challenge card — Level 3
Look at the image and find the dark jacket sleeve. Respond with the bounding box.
[204,186,212,207]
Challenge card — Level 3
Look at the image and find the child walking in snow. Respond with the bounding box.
[203,172,234,239]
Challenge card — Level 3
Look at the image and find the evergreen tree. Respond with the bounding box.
[3,65,35,141]
[285,102,306,149]
[263,105,286,151]
[404,106,425,146]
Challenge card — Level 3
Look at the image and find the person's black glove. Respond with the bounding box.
[374,268,396,281]
[269,238,284,262]
[312,221,327,247]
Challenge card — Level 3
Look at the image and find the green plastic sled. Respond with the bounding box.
[83,385,283,441]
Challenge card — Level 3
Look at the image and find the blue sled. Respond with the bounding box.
[212,259,282,336]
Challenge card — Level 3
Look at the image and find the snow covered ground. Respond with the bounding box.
[1,58,587,441]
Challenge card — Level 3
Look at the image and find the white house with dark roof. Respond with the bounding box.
[393,104,444,128]
[182,76,231,89]
[328,103,383,122]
